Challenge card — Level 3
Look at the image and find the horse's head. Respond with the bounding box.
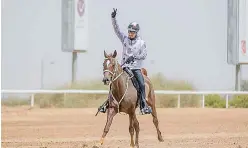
[102,50,119,85]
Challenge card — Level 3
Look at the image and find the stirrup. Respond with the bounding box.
[99,105,107,113]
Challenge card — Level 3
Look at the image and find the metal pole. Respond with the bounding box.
[72,52,77,83]
[41,59,44,89]
[225,94,229,108]
[29,94,34,110]
[41,56,55,89]
[235,64,239,90]
[235,64,242,91]
[202,94,205,108]
[177,94,180,108]
[240,65,242,90]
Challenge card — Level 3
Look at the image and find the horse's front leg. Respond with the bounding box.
[100,106,117,145]
[133,113,140,148]
[128,113,135,148]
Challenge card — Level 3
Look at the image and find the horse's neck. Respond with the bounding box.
[111,67,127,100]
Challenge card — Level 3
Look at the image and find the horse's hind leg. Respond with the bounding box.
[149,91,164,142]
[151,106,164,142]
[128,113,135,148]
[100,107,117,145]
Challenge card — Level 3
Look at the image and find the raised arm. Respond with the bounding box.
[111,8,125,43]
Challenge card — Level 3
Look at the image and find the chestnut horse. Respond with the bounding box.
[100,50,163,148]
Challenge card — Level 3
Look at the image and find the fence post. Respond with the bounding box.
[30,94,34,108]
[177,94,180,108]
[202,94,205,108]
[226,94,229,108]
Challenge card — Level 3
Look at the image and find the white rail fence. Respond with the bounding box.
[2,90,248,108]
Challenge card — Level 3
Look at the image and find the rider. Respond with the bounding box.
[98,8,152,115]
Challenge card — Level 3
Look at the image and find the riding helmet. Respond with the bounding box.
[128,22,140,33]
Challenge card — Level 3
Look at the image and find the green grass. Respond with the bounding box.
[149,73,200,108]
[205,94,225,108]
[1,97,30,106]
[229,95,248,108]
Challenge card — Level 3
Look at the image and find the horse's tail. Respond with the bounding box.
[141,68,148,76]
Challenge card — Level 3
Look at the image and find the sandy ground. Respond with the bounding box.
[2,107,248,148]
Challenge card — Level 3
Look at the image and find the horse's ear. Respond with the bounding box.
[113,50,117,58]
[104,50,108,58]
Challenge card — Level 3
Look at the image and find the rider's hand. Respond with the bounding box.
[111,8,117,18]
[126,56,135,64]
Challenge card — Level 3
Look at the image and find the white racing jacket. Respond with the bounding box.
[112,17,147,70]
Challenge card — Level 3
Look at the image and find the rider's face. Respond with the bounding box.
[128,31,136,39]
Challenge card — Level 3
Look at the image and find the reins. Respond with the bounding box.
[103,58,133,114]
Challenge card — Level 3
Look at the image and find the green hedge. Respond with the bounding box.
[230,95,248,108]
[230,80,248,108]
[205,94,225,108]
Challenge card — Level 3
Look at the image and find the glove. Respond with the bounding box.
[126,56,135,64]
[111,8,117,18]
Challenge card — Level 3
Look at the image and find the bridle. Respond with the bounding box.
[103,57,124,84]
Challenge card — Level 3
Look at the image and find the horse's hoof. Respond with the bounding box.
[158,137,164,142]
[100,138,104,145]
[93,142,101,148]
[130,143,136,148]
[130,143,135,148]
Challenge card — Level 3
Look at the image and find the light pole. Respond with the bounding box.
[41,58,55,89]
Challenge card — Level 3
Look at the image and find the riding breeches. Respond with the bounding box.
[131,69,146,108]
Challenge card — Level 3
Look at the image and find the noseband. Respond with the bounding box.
[103,58,123,83]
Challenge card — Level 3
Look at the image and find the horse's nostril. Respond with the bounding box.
[102,77,109,84]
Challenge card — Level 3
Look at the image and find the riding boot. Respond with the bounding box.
[98,99,109,113]
[98,93,112,113]
[139,87,152,114]
[132,69,152,115]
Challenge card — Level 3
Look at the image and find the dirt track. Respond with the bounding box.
[2,107,248,148]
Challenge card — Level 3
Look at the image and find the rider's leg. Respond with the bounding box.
[123,67,139,89]
[132,69,152,114]
[123,67,134,78]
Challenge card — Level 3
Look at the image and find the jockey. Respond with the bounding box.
[97,8,152,115]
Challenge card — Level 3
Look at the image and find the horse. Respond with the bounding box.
[99,50,164,148]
